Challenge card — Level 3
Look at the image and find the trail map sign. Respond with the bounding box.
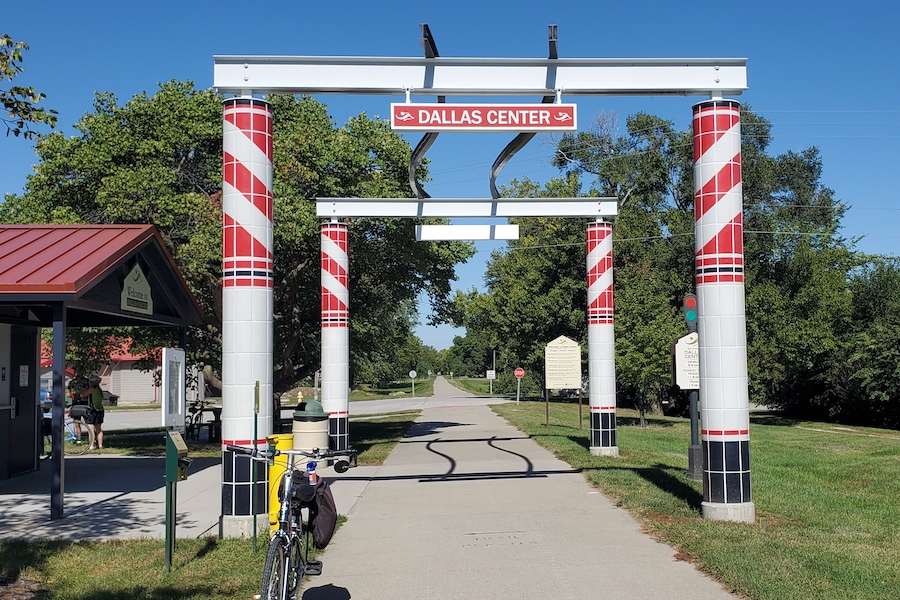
[544,336,581,389]
[672,332,700,390]
[391,103,577,132]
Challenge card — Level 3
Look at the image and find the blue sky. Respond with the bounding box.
[4,1,899,349]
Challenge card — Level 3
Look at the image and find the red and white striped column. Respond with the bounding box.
[693,99,754,522]
[586,221,618,457]
[221,97,273,534]
[321,222,350,450]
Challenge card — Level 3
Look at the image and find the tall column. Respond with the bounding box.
[221,97,274,536]
[693,99,754,523]
[321,221,350,450]
[586,221,617,457]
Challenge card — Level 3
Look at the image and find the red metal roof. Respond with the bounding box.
[0,225,157,295]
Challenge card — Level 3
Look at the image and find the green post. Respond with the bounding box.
[252,381,260,554]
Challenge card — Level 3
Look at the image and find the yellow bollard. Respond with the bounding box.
[267,433,294,535]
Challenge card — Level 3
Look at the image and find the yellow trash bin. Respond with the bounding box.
[267,433,294,535]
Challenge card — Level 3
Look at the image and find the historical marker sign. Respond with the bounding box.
[391,103,577,132]
[544,336,582,389]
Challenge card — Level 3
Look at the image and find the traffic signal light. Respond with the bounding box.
[683,294,698,333]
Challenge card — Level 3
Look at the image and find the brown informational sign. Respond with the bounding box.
[544,336,582,389]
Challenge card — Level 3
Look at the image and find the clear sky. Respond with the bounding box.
[4,1,899,349]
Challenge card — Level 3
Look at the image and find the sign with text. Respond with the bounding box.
[161,347,186,430]
[672,332,700,390]
[391,103,577,132]
[544,336,582,389]
[121,263,153,316]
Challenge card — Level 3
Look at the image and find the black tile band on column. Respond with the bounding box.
[590,412,617,448]
[329,416,349,451]
[222,449,269,516]
[702,440,751,504]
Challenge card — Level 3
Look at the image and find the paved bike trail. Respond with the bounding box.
[301,377,736,600]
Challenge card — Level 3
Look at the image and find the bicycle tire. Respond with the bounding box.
[64,418,94,455]
[285,535,304,599]
[261,534,291,600]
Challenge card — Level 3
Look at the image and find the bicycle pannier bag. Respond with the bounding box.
[69,405,90,419]
[311,478,338,549]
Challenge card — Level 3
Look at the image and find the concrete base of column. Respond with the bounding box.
[589,446,619,458]
[220,515,269,539]
[701,501,755,523]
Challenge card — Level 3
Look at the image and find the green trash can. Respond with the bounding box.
[292,399,330,462]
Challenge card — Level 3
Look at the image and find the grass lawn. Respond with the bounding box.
[349,378,434,401]
[0,412,420,599]
[493,400,900,600]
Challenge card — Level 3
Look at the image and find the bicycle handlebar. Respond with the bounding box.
[226,444,357,462]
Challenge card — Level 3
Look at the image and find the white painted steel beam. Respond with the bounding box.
[214,56,747,97]
[416,224,520,241]
[316,198,618,218]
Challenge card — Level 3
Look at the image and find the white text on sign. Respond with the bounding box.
[391,103,577,132]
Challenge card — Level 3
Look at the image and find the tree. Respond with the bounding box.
[1,83,474,390]
[1,34,56,138]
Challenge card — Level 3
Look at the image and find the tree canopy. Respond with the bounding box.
[1,34,56,138]
[452,107,900,428]
[1,81,473,391]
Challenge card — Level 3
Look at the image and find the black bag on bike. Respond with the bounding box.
[286,469,339,549]
[310,478,338,550]
[68,404,90,419]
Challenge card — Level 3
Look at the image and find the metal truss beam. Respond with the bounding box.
[214,56,747,97]
[316,197,618,219]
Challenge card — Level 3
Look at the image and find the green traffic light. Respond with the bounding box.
[685,310,697,322]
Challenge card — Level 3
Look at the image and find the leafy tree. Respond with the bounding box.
[1,34,56,138]
[2,83,474,390]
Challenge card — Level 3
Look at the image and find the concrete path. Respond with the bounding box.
[302,398,735,598]
[0,377,736,599]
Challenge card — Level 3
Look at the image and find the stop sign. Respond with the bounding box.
[514,367,525,379]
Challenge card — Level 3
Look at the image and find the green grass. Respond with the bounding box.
[349,378,435,401]
[350,411,420,465]
[445,377,492,395]
[493,401,900,600]
[0,538,265,599]
[2,410,420,599]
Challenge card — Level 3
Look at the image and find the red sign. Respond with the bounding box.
[514,367,525,379]
[391,103,577,132]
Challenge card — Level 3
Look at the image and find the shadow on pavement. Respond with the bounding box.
[303,583,352,599]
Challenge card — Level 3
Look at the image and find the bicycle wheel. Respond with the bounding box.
[261,534,291,600]
[63,418,94,455]
[285,535,304,599]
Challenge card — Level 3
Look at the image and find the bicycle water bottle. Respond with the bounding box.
[307,461,318,485]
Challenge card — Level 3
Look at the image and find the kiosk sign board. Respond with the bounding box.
[544,336,582,389]
[672,332,700,390]
[161,347,186,430]
[391,103,577,132]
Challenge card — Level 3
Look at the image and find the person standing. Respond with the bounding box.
[82,374,105,451]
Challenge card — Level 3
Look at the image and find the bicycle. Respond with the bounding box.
[184,399,214,441]
[39,403,94,460]
[227,444,357,600]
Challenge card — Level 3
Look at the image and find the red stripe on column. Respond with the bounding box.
[696,214,743,257]
[694,155,742,219]
[223,214,273,259]
[223,152,273,219]
[692,112,740,160]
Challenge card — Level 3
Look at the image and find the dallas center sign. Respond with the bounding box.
[391,103,577,132]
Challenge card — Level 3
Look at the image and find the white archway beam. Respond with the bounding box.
[316,198,618,218]
[214,56,747,97]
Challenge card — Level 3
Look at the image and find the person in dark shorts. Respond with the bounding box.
[81,374,105,450]
[68,377,90,440]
